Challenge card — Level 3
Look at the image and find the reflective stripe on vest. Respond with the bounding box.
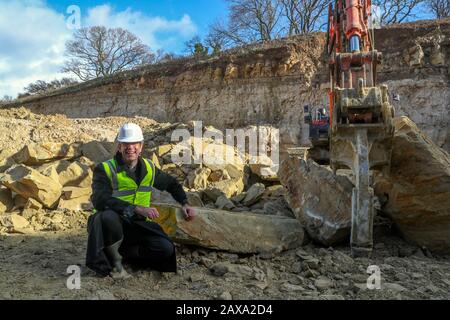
[102,158,155,208]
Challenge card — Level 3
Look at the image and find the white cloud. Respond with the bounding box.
[0,1,197,98]
[0,0,70,98]
[84,5,197,50]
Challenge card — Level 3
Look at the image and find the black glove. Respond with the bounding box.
[122,205,136,223]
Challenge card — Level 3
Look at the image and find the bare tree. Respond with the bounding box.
[62,26,155,81]
[231,0,283,41]
[207,0,332,49]
[207,19,250,48]
[234,0,283,41]
[23,78,79,95]
[278,0,331,36]
[0,95,13,105]
[208,0,283,47]
[373,0,424,25]
[279,0,301,35]
[426,0,450,18]
[24,80,47,94]
[205,28,228,55]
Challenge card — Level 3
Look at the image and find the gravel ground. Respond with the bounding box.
[0,221,449,300]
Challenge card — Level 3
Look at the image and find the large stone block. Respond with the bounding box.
[81,141,111,164]
[62,186,91,200]
[204,178,244,201]
[1,164,63,208]
[188,137,245,180]
[374,117,450,252]
[187,167,211,190]
[279,157,353,246]
[242,183,266,206]
[13,142,81,165]
[58,194,92,211]
[58,161,92,188]
[152,204,305,253]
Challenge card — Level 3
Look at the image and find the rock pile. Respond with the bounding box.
[0,141,107,233]
[0,108,298,253]
[141,121,293,219]
[2,108,449,255]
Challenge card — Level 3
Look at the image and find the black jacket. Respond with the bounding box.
[86,153,184,275]
[91,152,188,213]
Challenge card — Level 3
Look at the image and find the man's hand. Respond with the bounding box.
[134,206,160,220]
[182,204,196,221]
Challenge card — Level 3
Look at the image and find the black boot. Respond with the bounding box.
[104,239,131,279]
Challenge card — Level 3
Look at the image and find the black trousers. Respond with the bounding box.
[86,210,177,274]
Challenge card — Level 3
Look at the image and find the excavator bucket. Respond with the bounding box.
[330,80,394,257]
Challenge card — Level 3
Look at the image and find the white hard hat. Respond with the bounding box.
[117,123,144,143]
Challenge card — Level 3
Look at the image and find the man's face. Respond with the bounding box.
[118,142,143,163]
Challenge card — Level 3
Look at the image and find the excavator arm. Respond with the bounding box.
[327,0,395,257]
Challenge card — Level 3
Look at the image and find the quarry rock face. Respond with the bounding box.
[279,157,353,246]
[7,20,449,154]
[374,117,450,252]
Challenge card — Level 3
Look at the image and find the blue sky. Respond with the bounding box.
[47,0,228,48]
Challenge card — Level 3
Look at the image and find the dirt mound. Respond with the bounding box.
[0,107,166,167]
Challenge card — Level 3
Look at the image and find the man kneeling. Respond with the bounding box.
[86,123,195,279]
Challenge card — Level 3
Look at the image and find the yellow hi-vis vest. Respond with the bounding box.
[102,158,156,208]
